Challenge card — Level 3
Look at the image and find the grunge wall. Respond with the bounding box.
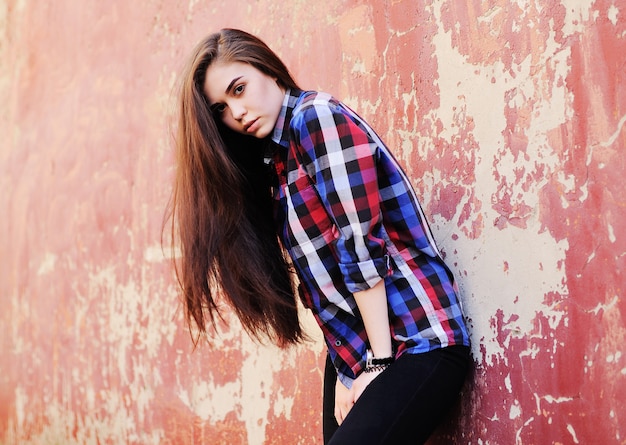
[1,1,624,444]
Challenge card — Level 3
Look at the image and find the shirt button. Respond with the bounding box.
[335,340,342,347]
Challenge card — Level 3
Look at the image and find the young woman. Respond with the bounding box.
[168,28,470,444]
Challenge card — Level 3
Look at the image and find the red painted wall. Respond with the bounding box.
[1,1,624,444]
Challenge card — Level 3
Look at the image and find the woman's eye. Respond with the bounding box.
[212,103,226,114]
[234,84,245,95]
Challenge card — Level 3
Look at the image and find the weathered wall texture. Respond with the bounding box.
[1,1,624,444]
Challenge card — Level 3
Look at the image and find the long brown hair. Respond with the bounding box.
[166,29,304,346]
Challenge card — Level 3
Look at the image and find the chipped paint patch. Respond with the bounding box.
[1,1,625,444]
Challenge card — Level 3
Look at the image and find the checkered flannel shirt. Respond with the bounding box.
[268,89,469,387]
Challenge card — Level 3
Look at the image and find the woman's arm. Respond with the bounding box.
[353,279,392,358]
[335,278,393,424]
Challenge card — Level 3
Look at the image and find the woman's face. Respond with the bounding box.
[203,61,285,139]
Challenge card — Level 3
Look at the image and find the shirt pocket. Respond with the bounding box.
[285,175,337,257]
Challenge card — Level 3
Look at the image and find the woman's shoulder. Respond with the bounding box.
[293,90,343,117]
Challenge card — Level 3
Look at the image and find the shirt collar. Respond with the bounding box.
[271,88,302,149]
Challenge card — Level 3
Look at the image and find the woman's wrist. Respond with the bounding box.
[365,349,394,373]
[370,346,393,358]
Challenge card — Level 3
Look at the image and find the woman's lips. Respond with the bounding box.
[244,118,259,133]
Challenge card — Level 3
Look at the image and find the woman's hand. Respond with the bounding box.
[334,368,384,425]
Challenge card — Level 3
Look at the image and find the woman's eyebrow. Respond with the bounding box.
[225,76,243,94]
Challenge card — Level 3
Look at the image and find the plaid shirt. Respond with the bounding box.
[268,89,469,387]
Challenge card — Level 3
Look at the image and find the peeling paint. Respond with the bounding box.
[1,0,625,444]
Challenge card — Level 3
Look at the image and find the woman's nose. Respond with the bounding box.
[230,103,247,121]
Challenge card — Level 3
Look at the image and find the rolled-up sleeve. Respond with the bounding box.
[290,101,390,293]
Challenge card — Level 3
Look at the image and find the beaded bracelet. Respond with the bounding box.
[365,349,394,373]
[364,363,391,373]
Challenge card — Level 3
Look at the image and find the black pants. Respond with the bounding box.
[323,346,470,445]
